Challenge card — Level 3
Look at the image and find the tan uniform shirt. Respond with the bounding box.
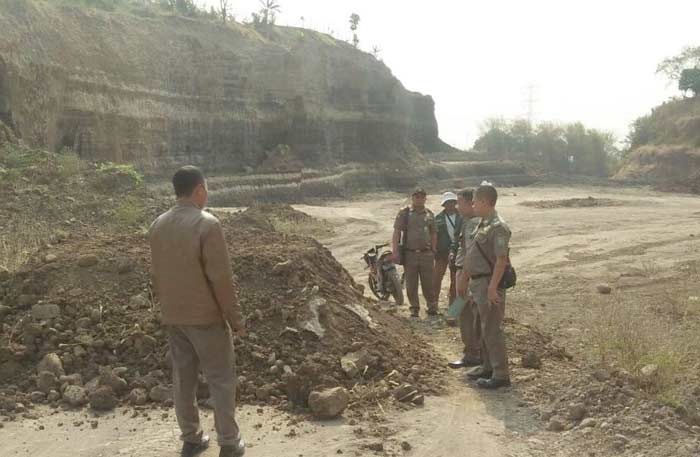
[454,217,480,268]
[394,206,436,251]
[148,202,243,327]
[464,211,511,276]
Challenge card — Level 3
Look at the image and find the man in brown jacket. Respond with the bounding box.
[149,166,246,457]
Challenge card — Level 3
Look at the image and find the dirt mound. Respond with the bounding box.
[0,206,447,419]
[519,196,625,209]
[616,145,700,193]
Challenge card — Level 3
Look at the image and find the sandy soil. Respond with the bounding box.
[4,185,700,457]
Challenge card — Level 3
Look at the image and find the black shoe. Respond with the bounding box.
[181,435,210,457]
[410,310,419,318]
[448,357,482,369]
[426,309,440,317]
[476,378,511,389]
[466,366,492,380]
[219,439,246,457]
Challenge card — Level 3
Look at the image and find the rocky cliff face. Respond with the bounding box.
[0,0,449,173]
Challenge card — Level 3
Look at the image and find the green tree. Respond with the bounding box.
[258,0,281,25]
[657,46,700,81]
[349,13,360,48]
[471,118,615,176]
[627,114,656,149]
[679,68,700,97]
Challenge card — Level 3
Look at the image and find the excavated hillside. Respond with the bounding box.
[0,0,450,174]
[616,97,700,192]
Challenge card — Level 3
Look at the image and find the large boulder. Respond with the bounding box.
[308,387,349,420]
[89,386,118,411]
[64,385,89,407]
[37,371,59,394]
[37,353,65,377]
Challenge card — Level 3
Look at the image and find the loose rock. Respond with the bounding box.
[149,385,172,403]
[521,352,542,369]
[64,385,88,407]
[596,284,612,294]
[308,387,349,419]
[77,255,99,268]
[37,371,59,394]
[32,304,61,320]
[37,353,65,377]
[89,386,118,411]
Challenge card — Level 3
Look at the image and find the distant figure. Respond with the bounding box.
[148,166,247,457]
[392,187,438,318]
[464,184,512,389]
[450,189,483,369]
[433,191,462,314]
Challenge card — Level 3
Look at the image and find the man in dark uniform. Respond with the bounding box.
[433,192,462,313]
[392,188,437,318]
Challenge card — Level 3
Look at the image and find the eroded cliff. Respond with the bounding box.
[0,0,449,173]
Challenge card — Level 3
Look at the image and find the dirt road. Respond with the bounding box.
[4,185,700,456]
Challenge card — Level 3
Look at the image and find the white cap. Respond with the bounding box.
[441,191,458,206]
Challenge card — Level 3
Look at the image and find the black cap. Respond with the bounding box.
[412,187,426,196]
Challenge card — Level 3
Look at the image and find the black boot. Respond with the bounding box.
[448,356,482,369]
[219,439,246,457]
[476,378,511,389]
[466,366,492,380]
[181,435,210,457]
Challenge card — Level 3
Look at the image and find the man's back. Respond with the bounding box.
[149,202,232,326]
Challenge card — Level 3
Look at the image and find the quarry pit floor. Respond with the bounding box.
[4,185,700,457]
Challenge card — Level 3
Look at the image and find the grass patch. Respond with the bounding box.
[0,217,53,272]
[111,196,149,231]
[589,293,697,404]
[269,216,334,239]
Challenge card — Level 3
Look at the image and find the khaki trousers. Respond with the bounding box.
[168,323,241,447]
[433,253,456,308]
[469,278,509,380]
[460,298,482,358]
[404,251,437,313]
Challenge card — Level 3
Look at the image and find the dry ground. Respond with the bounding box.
[4,184,700,457]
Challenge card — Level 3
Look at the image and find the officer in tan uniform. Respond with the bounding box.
[464,184,512,389]
[391,187,438,318]
[449,188,483,368]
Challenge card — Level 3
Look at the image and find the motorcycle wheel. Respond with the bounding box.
[387,269,404,306]
[368,274,390,301]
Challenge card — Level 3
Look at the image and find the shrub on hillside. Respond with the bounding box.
[93,162,143,193]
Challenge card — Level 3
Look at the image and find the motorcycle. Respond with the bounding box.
[362,243,404,306]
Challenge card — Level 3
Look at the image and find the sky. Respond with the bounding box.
[199,0,699,149]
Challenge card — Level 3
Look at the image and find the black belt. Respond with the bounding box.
[470,274,490,280]
[405,248,433,253]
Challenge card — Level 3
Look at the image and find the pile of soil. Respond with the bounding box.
[0,206,447,419]
[519,196,625,209]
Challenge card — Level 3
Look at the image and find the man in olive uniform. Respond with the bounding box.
[449,189,483,369]
[464,184,512,389]
[392,188,438,318]
[433,192,462,312]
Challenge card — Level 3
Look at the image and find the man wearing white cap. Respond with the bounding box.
[433,191,462,314]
